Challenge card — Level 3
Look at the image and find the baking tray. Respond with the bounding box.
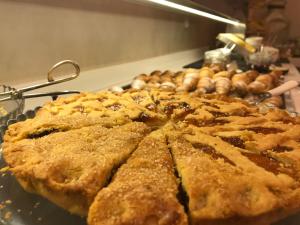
[1,110,300,225]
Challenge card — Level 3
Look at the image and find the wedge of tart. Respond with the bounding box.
[88,130,187,225]
[3,122,150,216]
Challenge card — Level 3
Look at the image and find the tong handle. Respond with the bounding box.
[22,91,80,99]
[257,80,299,104]
[18,60,80,93]
[268,80,299,96]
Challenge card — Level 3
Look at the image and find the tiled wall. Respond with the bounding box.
[0,0,224,85]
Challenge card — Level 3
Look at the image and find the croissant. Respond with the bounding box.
[160,81,176,91]
[262,96,283,108]
[213,71,232,79]
[134,73,149,82]
[150,70,162,76]
[109,86,124,93]
[177,69,199,92]
[209,64,224,73]
[248,74,274,94]
[231,70,258,95]
[231,73,249,95]
[269,70,282,86]
[214,77,231,95]
[196,77,215,94]
[160,70,174,83]
[246,70,259,81]
[131,79,146,89]
[199,67,214,78]
[174,71,185,87]
[147,70,161,88]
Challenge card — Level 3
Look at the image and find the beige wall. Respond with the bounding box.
[194,0,247,21]
[0,0,224,85]
[286,0,300,38]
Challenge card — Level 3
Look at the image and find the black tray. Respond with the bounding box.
[0,110,300,225]
[0,109,85,225]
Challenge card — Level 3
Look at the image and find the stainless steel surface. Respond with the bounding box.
[0,60,80,102]
[22,91,80,99]
[0,86,24,130]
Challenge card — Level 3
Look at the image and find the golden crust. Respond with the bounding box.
[167,131,300,225]
[3,122,150,215]
[2,88,300,225]
[88,131,187,225]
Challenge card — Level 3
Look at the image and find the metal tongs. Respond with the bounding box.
[256,80,300,104]
[0,60,80,102]
[244,80,300,106]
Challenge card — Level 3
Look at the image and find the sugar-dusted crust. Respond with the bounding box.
[3,122,150,215]
[167,128,300,225]
[36,90,167,127]
[88,130,187,225]
[2,88,300,225]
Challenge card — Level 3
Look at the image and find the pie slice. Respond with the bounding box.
[3,122,150,216]
[167,128,300,225]
[88,130,187,225]
[37,90,167,127]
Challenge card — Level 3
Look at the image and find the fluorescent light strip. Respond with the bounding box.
[146,0,242,26]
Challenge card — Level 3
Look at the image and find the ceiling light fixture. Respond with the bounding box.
[145,0,244,26]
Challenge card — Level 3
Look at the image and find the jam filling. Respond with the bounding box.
[185,118,229,127]
[164,102,193,118]
[146,103,157,112]
[245,127,283,134]
[209,111,228,117]
[220,136,245,149]
[242,152,280,174]
[281,118,296,124]
[106,103,122,111]
[271,145,293,153]
[154,100,160,105]
[203,102,220,109]
[164,104,176,116]
[74,105,86,114]
[97,97,108,102]
[132,95,145,104]
[192,143,235,166]
[27,128,61,139]
[242,151,294,177]
[133,112,153,123]
[178,102,191,109]
[175,103,195,120]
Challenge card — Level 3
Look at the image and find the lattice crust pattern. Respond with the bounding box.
[2,88,300,225]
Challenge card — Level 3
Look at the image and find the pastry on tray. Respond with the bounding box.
[130,67,283,97]
[88,130,187,225]
[2,87,300,225]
